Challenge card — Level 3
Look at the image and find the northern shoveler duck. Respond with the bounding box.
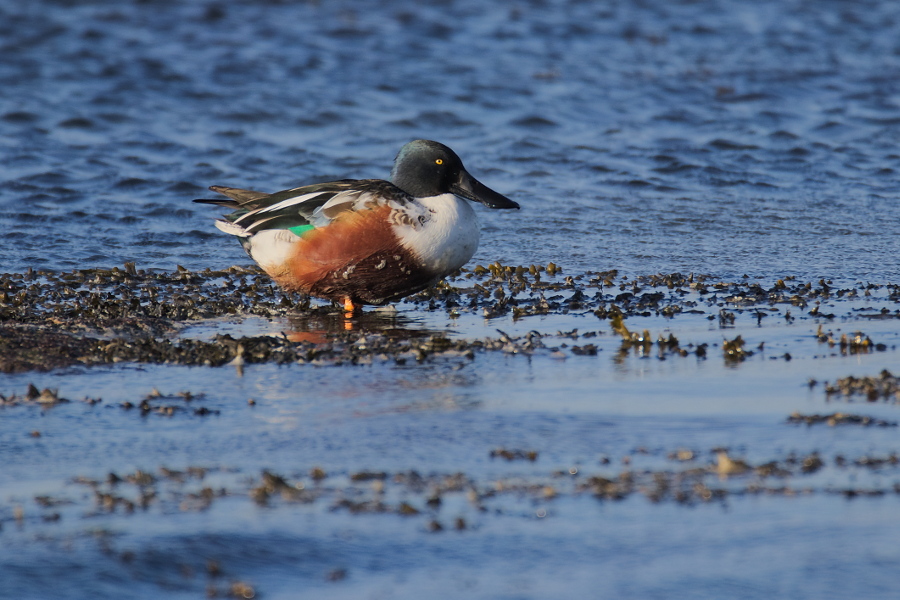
[195,140,519,311]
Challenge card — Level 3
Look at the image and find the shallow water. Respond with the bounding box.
[2,0,900,598]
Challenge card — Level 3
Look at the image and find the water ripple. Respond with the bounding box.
[0,0,897,285]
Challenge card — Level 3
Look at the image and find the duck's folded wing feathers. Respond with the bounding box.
[196,179,408,235]
[242,180,404,232]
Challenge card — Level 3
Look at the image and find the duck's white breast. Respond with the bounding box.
[392,193,480,276]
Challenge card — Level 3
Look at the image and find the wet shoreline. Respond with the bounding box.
[2,263,898,373]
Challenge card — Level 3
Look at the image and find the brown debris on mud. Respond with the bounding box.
[0,263,897,372]
[30,444,900,532]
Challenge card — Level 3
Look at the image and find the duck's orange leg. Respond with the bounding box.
[342,297,357,329]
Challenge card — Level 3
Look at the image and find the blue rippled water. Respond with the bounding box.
[3,2,900,600]
[1,0,899,281]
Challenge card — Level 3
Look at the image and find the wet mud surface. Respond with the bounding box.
[2,263,898,373]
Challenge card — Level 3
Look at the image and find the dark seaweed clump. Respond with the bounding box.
[0,264,293,372]
[824,370,900,403]
[37,445,900,531]
[1,263,898,372]
[787,412,897,427]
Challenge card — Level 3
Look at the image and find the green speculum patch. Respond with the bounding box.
[288,224,315,237]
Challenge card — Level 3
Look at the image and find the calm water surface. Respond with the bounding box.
[2,1,900,598]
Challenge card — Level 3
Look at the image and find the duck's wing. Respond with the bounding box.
[195,179,408,236]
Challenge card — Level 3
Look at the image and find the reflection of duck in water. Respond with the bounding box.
[280,308,438,344]
[196,140,518,314]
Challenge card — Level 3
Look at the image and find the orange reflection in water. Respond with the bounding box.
[280,308,439,345]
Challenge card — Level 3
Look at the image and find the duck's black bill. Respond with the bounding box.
[452,169,519,209]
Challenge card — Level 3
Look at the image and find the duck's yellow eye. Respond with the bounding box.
[435,159,443,165]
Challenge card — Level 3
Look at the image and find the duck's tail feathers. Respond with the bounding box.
[194,197,239,209]
[194,186,270,209]
[209,185,270,204]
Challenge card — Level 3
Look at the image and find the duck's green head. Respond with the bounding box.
[390,140,519,209]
